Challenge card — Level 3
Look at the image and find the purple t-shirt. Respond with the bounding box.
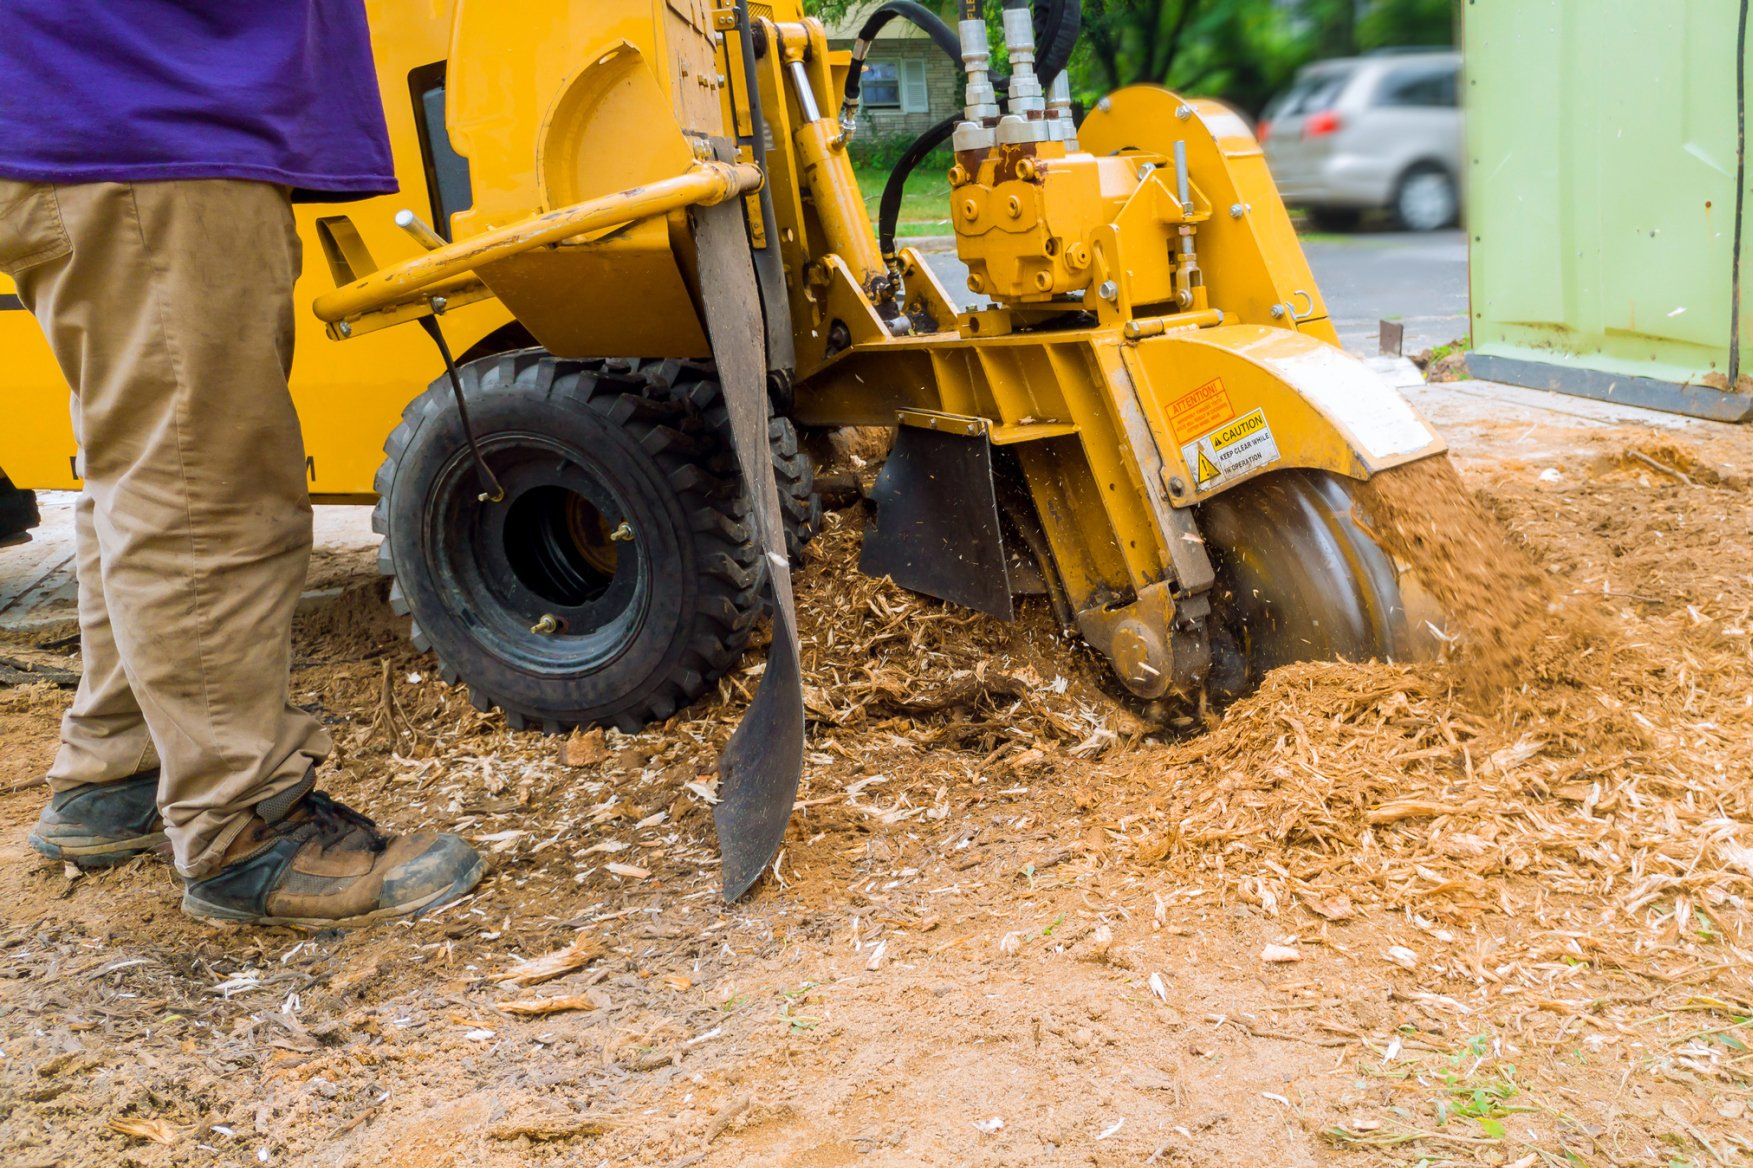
[0,1,396,201]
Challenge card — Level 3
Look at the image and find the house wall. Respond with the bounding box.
[831,39,961,142]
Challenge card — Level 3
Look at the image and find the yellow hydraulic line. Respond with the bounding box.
[313,161,764,324]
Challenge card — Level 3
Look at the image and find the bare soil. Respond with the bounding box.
[2,422,1750,1168]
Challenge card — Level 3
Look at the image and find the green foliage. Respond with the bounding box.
[803,0,860,25]
[853,162,954,236]
[1072,0,1457,116]
[804,0,1455,122]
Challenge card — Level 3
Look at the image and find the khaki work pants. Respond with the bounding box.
[0,180,331,878]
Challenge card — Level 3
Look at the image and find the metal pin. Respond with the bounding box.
[530,614,560,635]
[609,521,635,542]
[394,209,447,250]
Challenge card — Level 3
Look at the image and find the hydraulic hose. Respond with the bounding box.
[878,114,958,260]
[1033,0,1080,87]
[841,1,964,124]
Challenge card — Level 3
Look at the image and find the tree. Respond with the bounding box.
[1072,0,1455,115]
[801,0,1456,118]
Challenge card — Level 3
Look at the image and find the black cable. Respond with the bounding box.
[418,314,505,503]
[1033,0,1081,87]
[1732,0,1748,387]
[842,1,963,118]
[878,114,959,260]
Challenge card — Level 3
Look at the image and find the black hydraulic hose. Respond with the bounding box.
[842,1,963,114]
[878,114,959,260]
[1033,0,1081,87]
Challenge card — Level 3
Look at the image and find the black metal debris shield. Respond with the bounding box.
[692,199,806,900]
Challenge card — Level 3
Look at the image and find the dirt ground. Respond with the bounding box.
[1,385,1750,1168]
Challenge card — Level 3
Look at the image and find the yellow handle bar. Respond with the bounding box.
[313,161,764,325]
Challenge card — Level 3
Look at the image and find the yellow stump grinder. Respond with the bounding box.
[306,0,1447,897]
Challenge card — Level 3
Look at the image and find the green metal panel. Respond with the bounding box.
[1466,0,1753,419]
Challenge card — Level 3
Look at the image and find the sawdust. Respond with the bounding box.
[1,423,1750,1167]
[1357,454,1591,701]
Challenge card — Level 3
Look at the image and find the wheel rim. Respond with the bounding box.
[423,432,656,674]
[1198,470,1409,702]
[1398,171,1455,231]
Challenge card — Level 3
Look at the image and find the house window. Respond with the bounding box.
[862,61,901,108]
[899,59,929,114]
[862,59,930,113]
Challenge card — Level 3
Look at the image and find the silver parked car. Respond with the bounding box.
[1260,50,1463,232]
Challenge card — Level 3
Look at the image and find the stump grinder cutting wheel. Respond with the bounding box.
[309,0,1446,898]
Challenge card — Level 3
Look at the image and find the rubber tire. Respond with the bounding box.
[1197,468,1410,704]
[637,359,822,562]
[0,472,40,547]
[374,350,764,733]
[1393,164,1458,232]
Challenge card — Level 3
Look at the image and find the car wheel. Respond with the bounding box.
[1394,165,1458,232]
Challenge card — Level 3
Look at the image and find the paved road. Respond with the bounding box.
[920,227,1470,358]
[1302,229,1469,355]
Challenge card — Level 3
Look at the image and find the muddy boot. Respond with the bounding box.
[181,785,484,928]
[28,770,169,869]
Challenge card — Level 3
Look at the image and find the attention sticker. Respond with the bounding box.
[1181,407,1282,491]
[1167,377,1235,442]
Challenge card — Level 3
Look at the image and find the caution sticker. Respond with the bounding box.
[1181,407,1281,491]
[1167,377,1235,442]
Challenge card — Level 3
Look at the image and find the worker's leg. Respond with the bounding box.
[5,178,331,879]
[48,461,159,787]
[25,483,171,868]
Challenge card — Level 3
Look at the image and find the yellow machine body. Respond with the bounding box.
[0,0,1443,704]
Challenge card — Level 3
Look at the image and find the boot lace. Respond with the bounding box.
[255,791,389,854]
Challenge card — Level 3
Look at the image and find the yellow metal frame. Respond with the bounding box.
[0,0,1446,699]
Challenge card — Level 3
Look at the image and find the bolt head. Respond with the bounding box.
[336,321,352,338]
[1229,203,1246,218]
[967,274,985,293]
[1168,477,1187,497]
[1176,105,1193,121]
[1098,280,1118,301]
[1033,271,1052,290]
[1096,96,1112,113]
[1270,304,1287,319]
[1006,196,1022,218]
[961,198,979,220]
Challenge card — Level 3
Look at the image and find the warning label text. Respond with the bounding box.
[1166,377,1235,442]
[1180,407,1281,491]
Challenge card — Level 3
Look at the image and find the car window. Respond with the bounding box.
[1373,65,1458,109]
[1265,67,1357,118]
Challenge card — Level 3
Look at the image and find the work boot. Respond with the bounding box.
[181,784,484,928]
[28,770,169,869]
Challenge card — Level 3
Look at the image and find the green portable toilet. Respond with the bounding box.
[1465,0,1753,420]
